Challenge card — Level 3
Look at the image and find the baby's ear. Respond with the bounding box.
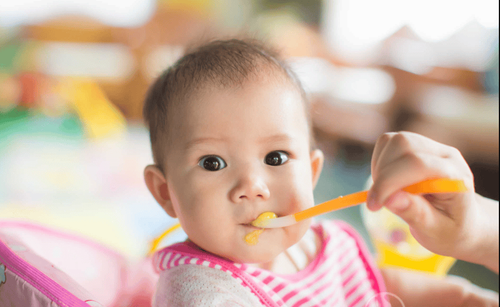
[310,149,324,189]
[144,165,177,218]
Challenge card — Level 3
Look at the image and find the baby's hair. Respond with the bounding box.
[143,38,314,172]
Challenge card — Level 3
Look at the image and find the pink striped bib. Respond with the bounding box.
[153,220,388,307]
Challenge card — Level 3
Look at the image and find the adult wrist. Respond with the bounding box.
[470,194,499,273]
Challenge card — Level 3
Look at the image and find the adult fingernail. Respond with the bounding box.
[386,192,410,211]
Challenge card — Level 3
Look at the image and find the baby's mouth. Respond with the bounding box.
[242,223,261,230]
[241,212,278,229]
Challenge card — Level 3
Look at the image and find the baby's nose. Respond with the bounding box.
[229,175,270,203]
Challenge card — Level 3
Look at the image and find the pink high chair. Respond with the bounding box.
[0,220,158,306]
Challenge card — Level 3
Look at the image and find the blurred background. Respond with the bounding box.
[0,0,498,293]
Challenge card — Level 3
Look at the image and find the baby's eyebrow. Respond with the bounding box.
[260,134,294,144]
[184,137,227,150]
[184,134,293,150]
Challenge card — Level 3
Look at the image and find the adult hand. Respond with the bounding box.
[367,132,498,273]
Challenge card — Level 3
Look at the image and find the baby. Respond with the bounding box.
[143,39,499,306]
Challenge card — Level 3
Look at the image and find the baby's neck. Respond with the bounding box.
[250,228,321,274]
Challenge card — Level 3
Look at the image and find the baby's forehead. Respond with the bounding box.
[186,66,302,103]
[178,76,306,119]
[171,78,309,136]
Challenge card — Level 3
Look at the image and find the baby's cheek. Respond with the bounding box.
[287,191,314,214]
[286,219,312,247]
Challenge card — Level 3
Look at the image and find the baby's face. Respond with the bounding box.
[162,75,322,263]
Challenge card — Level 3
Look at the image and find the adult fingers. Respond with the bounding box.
[371,132,396,177]
[367,152,463,211]
[371,132,457,179]
[383,191,452,236]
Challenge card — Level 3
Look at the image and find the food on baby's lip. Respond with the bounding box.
[244,212,277,245]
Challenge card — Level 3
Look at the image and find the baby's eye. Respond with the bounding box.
[198,155,227,171]
[265,151,289,166]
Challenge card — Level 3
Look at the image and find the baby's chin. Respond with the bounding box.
[188,237,283,264]
[231,223,311,264]
[223,246,284,264]
[192,222,311,264]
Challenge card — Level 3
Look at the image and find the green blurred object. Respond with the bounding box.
[0,107,30,129]
[257,0,322,25]
[0,107,84,151]
[0,42,21,70]
[449,261,499,293]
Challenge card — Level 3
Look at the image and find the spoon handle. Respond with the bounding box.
[293,178,468,223]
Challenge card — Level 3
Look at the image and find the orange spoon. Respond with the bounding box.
[252,178,468,228]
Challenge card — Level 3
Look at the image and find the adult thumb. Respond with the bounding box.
[383,191,443,232]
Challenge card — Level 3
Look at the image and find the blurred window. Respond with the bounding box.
[0,0,155,27]
[322,0,499,65]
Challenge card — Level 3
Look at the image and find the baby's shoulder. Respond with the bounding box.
[155,265,263,307]
[158,263,235,288]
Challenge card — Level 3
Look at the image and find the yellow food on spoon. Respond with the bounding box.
[244,212,277,245]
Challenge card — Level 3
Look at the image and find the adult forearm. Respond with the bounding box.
[381,268,466,307]
[380,267,499,307]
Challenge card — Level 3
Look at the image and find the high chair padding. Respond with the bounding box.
[0,220,130,306]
